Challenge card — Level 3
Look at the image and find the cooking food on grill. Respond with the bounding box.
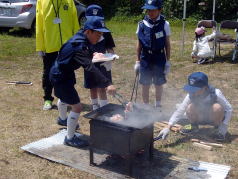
[110,114,124,121]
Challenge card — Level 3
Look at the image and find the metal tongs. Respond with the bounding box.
[113,92,128,108]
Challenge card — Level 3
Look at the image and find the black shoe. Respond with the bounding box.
[57,117,79,130]
[213,133,226,142]
[64,135,89,148]
[197,58,208,64]
[180,124,199,135]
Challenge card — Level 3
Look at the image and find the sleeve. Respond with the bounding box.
[191,41,198,56]
[73,50,111,86]
[104,33,116,49]
[136,23,140,34]
[168,94,191,126]
[164,21,171,36]
[216,89,232,125]
[206,32,216,41]
[35,0,45,51]
[71,0,80,35]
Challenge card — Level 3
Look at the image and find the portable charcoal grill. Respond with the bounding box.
[84,103,154,176]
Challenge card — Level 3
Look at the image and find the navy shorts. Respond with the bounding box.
[53,81,80,105]
[84,62,112,89]
[139,65,166,85]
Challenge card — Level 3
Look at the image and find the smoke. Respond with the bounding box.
[105,86,188,129]
[110,103,172,129]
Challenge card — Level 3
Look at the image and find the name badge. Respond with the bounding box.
[53,18,62,24]
[155,31,164,39]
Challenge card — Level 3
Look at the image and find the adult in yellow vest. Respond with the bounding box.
[36,0,79,110]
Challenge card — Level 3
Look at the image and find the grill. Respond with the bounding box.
[84,103,154,176]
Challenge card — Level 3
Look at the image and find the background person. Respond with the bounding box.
[49,17,116,148]
[191,26,234,64]
[36,0,79,110]
[135,0,171,109]
[83,4,116,110]
[157,72,232,141]
[191,27,216,64]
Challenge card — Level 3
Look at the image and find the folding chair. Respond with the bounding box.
[217,20,238,61]
[197,20,217,59]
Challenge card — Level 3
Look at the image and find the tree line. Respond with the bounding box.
[81,0,238,22]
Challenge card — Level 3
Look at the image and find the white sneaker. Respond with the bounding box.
[43,100,52,110]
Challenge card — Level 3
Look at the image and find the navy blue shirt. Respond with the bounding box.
[137,15,166,67]
[49,31,111,86]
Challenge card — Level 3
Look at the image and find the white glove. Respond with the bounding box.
[157,127,170,140]
[38,51,45,57]
[134,61,140,74]
[100,61,112,71]
[164,61,171,75]
[218,123,228,136]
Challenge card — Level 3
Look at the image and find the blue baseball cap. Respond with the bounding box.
[86,4,104,19]
[183,72,209,93]
[84,16,110,33]
[142,0,163,10]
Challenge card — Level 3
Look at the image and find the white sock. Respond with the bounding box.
[57,99,68,120]
[67,111,80,139]
[91,98,99,110]
[155,101,161,107]
[99,99,108,107]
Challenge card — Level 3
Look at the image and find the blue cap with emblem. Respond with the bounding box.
[86,4,104,19]
[84,16,110,33]
[183,72,209,93]
[142,0,163,10]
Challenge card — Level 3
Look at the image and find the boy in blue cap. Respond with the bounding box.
[157,72,232,141]
[50,17,116,148]
[84,4,116,110]
[135,0,171,109]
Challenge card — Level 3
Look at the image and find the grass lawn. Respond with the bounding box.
[0,21,238,178]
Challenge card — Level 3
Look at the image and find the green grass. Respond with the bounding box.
[1,20,238,178]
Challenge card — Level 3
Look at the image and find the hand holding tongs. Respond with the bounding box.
[113,92,128,108]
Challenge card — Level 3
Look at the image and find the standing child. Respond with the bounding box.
[49,17,116,148]
[84,4,116,110]
[135,0,171,109]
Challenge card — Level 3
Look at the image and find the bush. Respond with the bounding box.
[80,0,238,22]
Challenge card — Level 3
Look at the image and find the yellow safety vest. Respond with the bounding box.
[36,0,79,53]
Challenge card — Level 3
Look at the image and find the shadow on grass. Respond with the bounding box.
[207,50,238,64]
[51,103,91,112]
[0,28,34,38]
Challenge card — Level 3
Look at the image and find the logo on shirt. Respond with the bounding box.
[155,31,164,39]
[93,9,98,15]
[63,4,68,10]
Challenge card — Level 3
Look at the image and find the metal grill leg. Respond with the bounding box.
[149,140,153,161]
[90,148,95,166]
[127,155,133,176]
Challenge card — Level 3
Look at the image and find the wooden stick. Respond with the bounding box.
[154,122,180,132]
[191,139,223,148]
[193,142,213,151]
